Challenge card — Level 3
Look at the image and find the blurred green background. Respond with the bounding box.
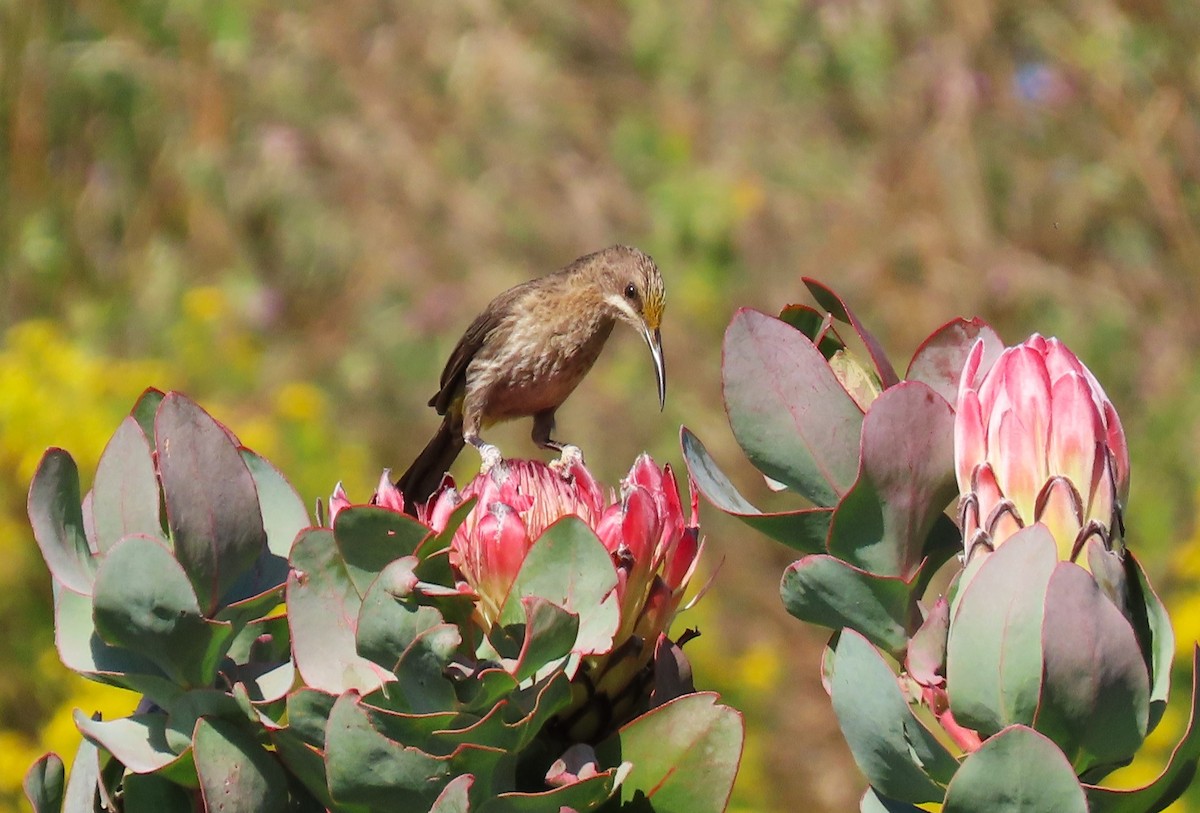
[4,0,1200,810]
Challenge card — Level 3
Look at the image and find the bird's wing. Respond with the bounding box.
[428,286,524,414]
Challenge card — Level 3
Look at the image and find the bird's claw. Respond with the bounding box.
[478,443,504,475]
[549,444,584,475]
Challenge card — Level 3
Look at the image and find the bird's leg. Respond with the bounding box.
[534,409,584,471]
[465,432,504,475]
[461,393,505,475]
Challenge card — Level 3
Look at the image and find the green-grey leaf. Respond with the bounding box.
[123,772,194,813]
[23,753,64,813]
[946,527,1057,736]
[92,417,163,554]
[356,560,448,671]
[324,692,450,808]
[1085,647,1200,813]
[860,788,929,813]
[477,773,617,813]
[92,534,233,688]
[73,710,184,775]
[681,426,832,553]
[803,278,900,387]
[826,382,958,579]
[779,303,846,357]
[156,392,267,614]
[386,623,462,713]
[287,529,390,694]
[499,517,618,657]
[429,774,473,813]
[194,717,288,813]
[594,692,742,813]
[130,388,166,443]
[241,449,309,559]
[831,630,957,802]
[269,729,340,811]
[904,318,1004,406]
[1036,563,1149,774]
[29,449,96,594]
[722,308,864,506]
[943,726,1087,813]
[1126,552,1174,733]
[53,583,180,703]
[507,597,578,683]
[334,506,431,597]
[780,555,912,657]
[214,449,308,611]
[286,689,338,749]
[63,735,102,813]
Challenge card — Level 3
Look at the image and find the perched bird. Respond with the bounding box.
[397,245,666,511]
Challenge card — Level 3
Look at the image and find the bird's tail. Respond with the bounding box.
[396,416,466,515]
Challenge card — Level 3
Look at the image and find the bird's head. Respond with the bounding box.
[593,245,667,411]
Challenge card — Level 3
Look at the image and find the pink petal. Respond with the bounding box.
[621,486,661,567]
[1102,399,1130,503]
[565,456,605,516]
[1087,448,1116,529]
[374,471,406,513]
[627,453,662,494]
[990,409,1041,522]
[660,463,683,525]
[328,482,350,525]
[663,526,700,591]
[1035,476,1084,561]
[975,345,1012,419]
[1047,372,1104,491]
[1043,337,1085,383]
[1002,345,1052,479]
[686,472,700,527]
[594,505,625,554]
[546,744,600,788]
[478,504,530,597]
[427,486,462,534]
[957,338,987,396]
[954,390,986,495]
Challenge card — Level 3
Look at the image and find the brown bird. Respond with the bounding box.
[397,245,666,510]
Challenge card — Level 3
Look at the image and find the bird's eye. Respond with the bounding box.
[624,283,638,300]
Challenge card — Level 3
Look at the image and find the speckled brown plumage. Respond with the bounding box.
[397,245,666,512]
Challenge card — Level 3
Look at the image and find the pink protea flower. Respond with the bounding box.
[954,334,1130,564]
[423,454,702,643]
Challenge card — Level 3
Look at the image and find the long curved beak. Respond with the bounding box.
[643,325,666,411]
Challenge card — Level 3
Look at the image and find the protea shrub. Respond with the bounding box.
[338,452,703,743]
[683,279,1200,812]
[24,390,742,813]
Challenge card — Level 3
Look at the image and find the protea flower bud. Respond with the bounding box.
[331,455,703,741]
[426,455,702,650]
[424,454,703,740]
[954,334,1130,565]
[433,457,606,629]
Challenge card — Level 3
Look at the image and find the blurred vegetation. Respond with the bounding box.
[4,0,1200,810]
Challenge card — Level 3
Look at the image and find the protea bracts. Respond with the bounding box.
[955,333,1130,566]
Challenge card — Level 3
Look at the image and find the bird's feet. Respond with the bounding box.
[477,443,504,476]
[549,444,584,475]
